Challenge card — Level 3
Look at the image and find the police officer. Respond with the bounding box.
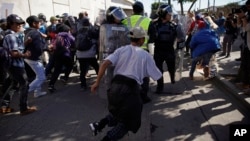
[122,1,151,103]
[148,4,185,93]
[97,6,130,99]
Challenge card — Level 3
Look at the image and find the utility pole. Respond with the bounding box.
[213,0,215,12]
[199,0,201,10]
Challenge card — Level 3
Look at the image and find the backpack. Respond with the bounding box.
[75,26,92,51]
[0,32,11,70]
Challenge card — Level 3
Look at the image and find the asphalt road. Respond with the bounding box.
[1,49,250,141]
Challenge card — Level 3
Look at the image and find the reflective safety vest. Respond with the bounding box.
[122,15,151,50]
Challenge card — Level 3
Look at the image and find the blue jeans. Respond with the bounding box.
[25,59,46,92]
[189,52,213,77]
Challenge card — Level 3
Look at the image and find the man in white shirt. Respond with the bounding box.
[90,26,162,141]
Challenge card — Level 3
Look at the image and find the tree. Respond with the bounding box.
[174,0,197,15]
[150,2,164,19]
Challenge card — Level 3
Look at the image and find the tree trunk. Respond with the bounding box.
[188,0,198,12]
[180,1,184,15]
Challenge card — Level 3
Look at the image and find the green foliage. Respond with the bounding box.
[150,2,164,19]
[175,0,196,3]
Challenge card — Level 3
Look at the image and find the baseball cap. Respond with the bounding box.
[0,18,7,26]
[128,26,146,38]
[26,15,40,25]
[50,16,59,22]
[0,18,6,24]
[61,13,69,18]
[7,14,25,24]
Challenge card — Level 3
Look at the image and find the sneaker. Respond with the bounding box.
[20,106,37,116]
[34,91,47,98]
[48,86,56,93]
[89,122,100,136]
[85,73,91,77]
[0,107,14,114]
[60,76,68,83]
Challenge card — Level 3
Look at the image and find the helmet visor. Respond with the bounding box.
[163,6,173,15]
[110,7,127,21]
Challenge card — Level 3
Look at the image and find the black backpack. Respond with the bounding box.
[75,26,92,51]
[0,31,11,70]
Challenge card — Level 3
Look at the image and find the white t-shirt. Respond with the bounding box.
[105,44,162,85]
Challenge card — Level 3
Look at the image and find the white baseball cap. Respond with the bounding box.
[128,26,146,38]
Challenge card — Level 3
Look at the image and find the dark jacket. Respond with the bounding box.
[54,32,75,57]
[24,28,46,60]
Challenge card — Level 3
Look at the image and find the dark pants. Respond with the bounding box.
[222,34,234,55]
[0,76,13,107]
[140,77,149,99]
[154,53,176,90]
[78,57,99,87]
[239,47,250,85]
[98,114,129,141]
[45,53,55,76]
[99,75,142,140]
[185,34,192,53]
[49,55,73,87]
[3,66,29,112]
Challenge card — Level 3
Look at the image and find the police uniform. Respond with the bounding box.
[148,4,185,93]
[97,7,130,99]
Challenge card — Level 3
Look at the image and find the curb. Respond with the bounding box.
[213,73,250,115]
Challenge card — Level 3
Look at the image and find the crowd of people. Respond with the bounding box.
[1,0,250,140]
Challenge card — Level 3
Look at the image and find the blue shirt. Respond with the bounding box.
[3,30,25,68]
[39,24,47,34]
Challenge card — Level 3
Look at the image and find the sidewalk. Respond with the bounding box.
[213,49,250,112]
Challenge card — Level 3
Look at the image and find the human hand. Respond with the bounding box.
[24,50,31,57]
[91,82,99,94]
[24,37,32,45]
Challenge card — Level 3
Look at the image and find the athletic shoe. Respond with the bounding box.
[0,107,14,114]
[48,86,56,93]
[34,91,47,98]
[89,122,100,136]
[20,106,37,116]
